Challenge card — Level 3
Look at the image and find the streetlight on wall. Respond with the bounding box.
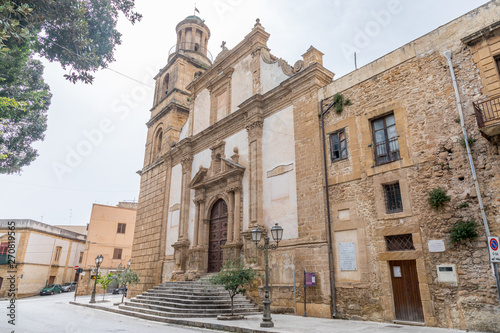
[89,254,103,304]
[251,223,284,328]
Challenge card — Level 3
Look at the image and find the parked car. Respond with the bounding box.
[112,286,127,296]
[40,284,62,295]
[61,282,77,292]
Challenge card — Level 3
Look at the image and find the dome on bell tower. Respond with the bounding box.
[168,15,212,65]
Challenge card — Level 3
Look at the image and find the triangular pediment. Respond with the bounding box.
[189,167,208,189]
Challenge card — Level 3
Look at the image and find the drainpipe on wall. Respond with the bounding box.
[320,100,338,318]
[443,49,500,305]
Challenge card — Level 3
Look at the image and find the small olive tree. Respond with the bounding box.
[112,268,140,304]
[209,258,258,316]
[97,273,113,301]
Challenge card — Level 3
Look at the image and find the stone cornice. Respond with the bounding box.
[461,20,500,45]
[150,89,191,112]
[146,102,189,128]
[154,52,211,81]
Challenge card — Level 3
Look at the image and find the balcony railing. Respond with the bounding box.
[374,137,400,166]
[168,43,213,63]
[473,95,500,129]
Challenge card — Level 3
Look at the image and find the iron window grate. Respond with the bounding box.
[385,234,415,251]
[383,182,403,214]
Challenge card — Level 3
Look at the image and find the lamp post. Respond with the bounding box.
[89,254,103,304]
[251,223,284,328]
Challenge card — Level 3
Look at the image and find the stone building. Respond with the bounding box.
[319,1,500,331]
[131,3,500,331]
[77,202,137,295]
[0,219,85,297]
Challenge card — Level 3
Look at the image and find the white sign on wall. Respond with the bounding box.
[339,242,357,271]
[428,240,446,253]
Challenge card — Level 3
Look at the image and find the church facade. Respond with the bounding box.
[130,3,500,331]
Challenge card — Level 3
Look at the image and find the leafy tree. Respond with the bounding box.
[0,38,51,174]
[0,0,141,172]
[112,268,140,304]
[209,258,259,316]
[97,272,113,301]
[0,0,142,83]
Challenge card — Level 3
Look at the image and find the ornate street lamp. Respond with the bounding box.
[89,254,104,304]
[251,223,284,328]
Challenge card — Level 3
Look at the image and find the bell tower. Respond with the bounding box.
[146,15,212,164]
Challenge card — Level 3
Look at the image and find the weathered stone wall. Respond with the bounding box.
[321,37,499,331]
[129,162,167,297]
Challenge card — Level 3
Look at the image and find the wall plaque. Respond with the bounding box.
[339,242,357,271]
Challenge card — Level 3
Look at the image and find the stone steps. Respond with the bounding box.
[116,277,260,318]
[133,296,252,307]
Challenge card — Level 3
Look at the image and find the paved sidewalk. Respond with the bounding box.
[70,295,483,333]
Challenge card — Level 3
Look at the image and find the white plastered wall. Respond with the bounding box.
[224,130,249,230]
[166,163,182,255]
[24,233,70,265]
[260,58,290,95]
[231,54,253,113]
[193,88,210,136]
[262,106,298,240]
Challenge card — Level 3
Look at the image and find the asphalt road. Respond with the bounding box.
[0,292,220,333]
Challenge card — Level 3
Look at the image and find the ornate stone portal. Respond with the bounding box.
[180,142,244,280]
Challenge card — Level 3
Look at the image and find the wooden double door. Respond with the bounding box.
[208,199,228,272]
[389,260,424,323]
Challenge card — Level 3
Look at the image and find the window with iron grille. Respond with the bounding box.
[117,223,126,234]
[113,248,123,260]
[329,128,348,162]
[385,234,415,251]
[79,251,84,264]
[371,113,400,165]
[383,182,403,214]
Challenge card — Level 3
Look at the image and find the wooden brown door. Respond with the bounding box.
[389,260,424,322]
[208,199,228,272]
[48,276,55,285]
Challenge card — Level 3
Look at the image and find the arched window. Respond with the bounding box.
[154,128,163,157]
[163,74,170,97]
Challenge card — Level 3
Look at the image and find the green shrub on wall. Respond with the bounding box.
[428,187,451,211]
[450,219,478,243]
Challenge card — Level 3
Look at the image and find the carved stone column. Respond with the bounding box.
[233,187,242,242]
[246,120,264,227]
[178,157,193,241]
[193,201,200,248]
[172,156,192,279]
[227,190,234,243]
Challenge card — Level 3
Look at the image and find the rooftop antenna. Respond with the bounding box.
[354,52,357,70]
[69,209,72,224]
[40,212,44,222]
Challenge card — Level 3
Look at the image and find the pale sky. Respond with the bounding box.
[0,0,489,226]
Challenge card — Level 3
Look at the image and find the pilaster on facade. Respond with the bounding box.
[246,118,264,228]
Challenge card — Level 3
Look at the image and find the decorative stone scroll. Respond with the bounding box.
[260,48,305,77]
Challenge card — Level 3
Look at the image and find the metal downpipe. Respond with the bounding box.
[320,101,337,318]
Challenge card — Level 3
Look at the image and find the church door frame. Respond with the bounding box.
[208,199,228,272]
